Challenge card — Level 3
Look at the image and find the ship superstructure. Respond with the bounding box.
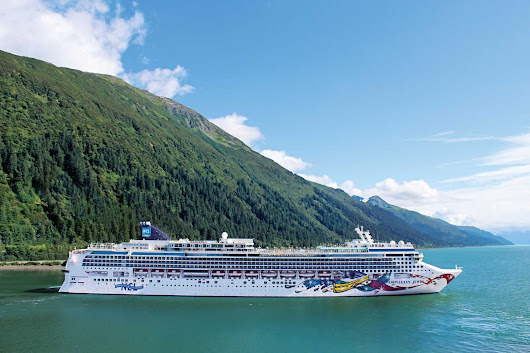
[60,223,462,297]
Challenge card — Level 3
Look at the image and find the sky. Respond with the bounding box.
[1,0,530,235]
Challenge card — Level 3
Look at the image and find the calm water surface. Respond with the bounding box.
[1,246,528,353]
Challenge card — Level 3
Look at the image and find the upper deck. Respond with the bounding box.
[80,226,417,258]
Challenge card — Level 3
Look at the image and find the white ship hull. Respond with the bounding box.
[60,225,463,297]
[60,262,461,297]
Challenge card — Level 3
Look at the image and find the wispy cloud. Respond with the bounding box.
[413,131,495,143]
[443,165,530,184]
[440,132,530,184]
[432,130,456,137]
[482,132,530,166]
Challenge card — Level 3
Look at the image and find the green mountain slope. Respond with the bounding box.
[0,50,507,260]
[366,196,512,246]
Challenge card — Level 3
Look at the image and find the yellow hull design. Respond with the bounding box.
[332,276,370,293]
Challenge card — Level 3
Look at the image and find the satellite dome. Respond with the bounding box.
[398,240,405,247]
[221,232,228,239]
[389,240,396,246]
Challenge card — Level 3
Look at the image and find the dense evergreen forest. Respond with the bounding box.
[0,51,509,260]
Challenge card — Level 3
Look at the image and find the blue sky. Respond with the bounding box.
[1,0,530,234]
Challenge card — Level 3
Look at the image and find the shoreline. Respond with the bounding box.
[0,265,63,271]
[0,261,64,271]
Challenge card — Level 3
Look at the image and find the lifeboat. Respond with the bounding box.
[167,269,180,276]
[280,271,296,278]
[299,270,315,278]
[228,270,242,277]
[318,271,332,278]
[212,270,226,277]
[261,271,277,278]
[134,268,149,275]
[245,271,259,277]
[183,270,209,277]
[333,271,344,278]
[152,269,165,274]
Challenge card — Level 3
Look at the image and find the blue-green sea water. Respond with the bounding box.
[1,246,528,353]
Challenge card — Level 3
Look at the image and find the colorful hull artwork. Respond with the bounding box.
[295,272,456,295]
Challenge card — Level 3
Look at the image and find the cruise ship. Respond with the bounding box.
[59,222,462,297]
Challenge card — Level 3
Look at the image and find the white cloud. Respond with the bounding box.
[303,171,530,231]
[340,180,363,197]
[353,179,475,228]
[122,66,193,97]
[260,150,311,172]
[413,175,530,231]
[209,113,264,146]
[389,130,530,231]
[299,174,339,189]
[0,0,144,76]
[258,129,530,231]
[363,178,440,205]
[298,175,364,197]
[432,208,474,226]
[0,0,193,98]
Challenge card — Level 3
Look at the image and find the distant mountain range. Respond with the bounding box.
[366,196,512,246]
[0,50,511,260]
[496,230,530,245]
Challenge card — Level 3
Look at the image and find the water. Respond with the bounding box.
[1,246,528,353]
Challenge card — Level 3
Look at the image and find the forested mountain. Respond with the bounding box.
[366,196,512,246]
[0,50,509,260]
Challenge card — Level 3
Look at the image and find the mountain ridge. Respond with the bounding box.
[0,50,510,260]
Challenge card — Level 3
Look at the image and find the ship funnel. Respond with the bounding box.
[138,221,171,240]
